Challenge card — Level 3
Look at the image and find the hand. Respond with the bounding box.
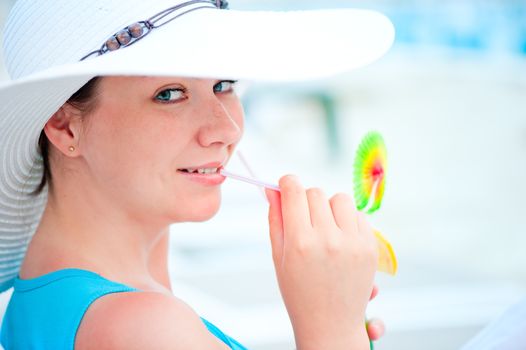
[266,175,378,350]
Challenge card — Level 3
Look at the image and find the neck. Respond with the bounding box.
[21,185,171,292]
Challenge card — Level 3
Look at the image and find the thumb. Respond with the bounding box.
[265,188,284,264]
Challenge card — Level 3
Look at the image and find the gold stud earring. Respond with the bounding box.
[68,146,75,152]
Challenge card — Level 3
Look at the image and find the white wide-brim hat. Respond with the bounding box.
[0,0,394,292]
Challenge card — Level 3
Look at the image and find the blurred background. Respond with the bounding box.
[1,0,525,349]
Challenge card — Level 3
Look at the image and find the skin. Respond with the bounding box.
[266,184,378,350]
[19,76,384,349]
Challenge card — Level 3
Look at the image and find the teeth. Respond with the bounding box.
[182,167,219,174]
[197,168,218,174]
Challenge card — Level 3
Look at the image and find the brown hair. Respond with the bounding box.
[32,77,101,196]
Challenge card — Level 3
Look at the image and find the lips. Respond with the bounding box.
[177,162,226,186]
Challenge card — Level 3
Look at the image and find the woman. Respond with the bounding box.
[0,0,394,349]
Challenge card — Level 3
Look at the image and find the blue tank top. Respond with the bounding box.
[0,268,248,350]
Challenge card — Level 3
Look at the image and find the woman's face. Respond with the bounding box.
[79,76,244,225]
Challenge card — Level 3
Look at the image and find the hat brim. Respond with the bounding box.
[0,7,394,292]
[13,8,394,83]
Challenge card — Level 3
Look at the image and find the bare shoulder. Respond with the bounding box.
[75,291,230,350]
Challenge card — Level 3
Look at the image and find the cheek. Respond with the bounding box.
[81,107,178,190]
[230,99,245,133]
[83,114,139,170]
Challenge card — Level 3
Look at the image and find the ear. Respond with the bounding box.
[43,103,84,157]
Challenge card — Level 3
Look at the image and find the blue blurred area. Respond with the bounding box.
[234,0,526,56]
[388,2,526,55]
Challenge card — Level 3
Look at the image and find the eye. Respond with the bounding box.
[155,88,185,103]
[213,80,237,94]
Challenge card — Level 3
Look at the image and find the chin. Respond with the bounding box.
[187,207,220,222]
[183,194,222,222]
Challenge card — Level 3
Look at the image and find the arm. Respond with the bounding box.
[75,292,231,350]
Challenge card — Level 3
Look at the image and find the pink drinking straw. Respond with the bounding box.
[220,151,280,193]
[219,169,281,192]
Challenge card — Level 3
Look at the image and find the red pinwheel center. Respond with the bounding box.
[371,162,384,181]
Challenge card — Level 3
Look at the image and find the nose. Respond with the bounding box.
[197,97,242,148]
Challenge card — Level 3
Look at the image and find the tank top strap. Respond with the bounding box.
[1,268,137,350]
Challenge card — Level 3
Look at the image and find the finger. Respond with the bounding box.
[357,211,375,241]
[279,175,311,239]
[266,188,284,263]
[306,188,334,229]
[357,212,379,269]
[369,284,379,301]
[329,193,358,233]
[366,318,385,341]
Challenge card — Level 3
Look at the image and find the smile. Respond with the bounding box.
[177,165,226,186]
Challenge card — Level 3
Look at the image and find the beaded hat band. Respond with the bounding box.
[81,0,229,61]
